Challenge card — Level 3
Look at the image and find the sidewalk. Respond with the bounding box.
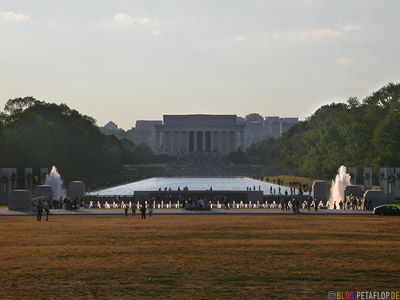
[0,207,373,217]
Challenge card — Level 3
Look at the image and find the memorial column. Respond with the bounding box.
[225,131,229,154]
[210,131,214,152]
[155,130,159,153]
[186,131,189,153]
[217,131,221,153]
[162,130,166,153]
[194,131,197,152]
[202,131,206,152]
[170,131,174,154]
[177,131,181,153]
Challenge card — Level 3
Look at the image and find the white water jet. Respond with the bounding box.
[328,165,351,209]
[45,166,65,200]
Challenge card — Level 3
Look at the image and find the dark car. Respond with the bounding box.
[373,205,400,216]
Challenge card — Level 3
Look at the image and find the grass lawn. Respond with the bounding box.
[265,175,380,190]
[264,175,330,188]
[1,215,399,299]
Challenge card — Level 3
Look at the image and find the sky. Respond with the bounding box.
[1,0,399,130]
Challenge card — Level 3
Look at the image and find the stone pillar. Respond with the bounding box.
[155,130,160,154]
[163,131,168,153]
[170,131,174,154]
[10,168,17,191]
[379,168,385,191]
[187,131,190,153]
[164,131,171,153]
[159,130,162,152]
[155,130,158,153]
[202,131,206,152]
[227,131,231,153]
[181,131,187,153]
[218,131,221,153]
[155,130,160,153]
[225,131,229,154]
[194,131,197,152]
[363,167,372,191]
[0,168,11,195]
[177,131,181,153]
[210,131,214,152]
[230,131,235,153]
[40,168,48,185]
[174,131,178,153]
[386,168,395,195]
[348,167,356,185]
[161,130,166,153]
[184,131,188,153]
[163,130,167,153]
[24,168,33,191]
[380,168,395,195]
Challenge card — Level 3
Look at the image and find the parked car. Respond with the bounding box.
[373,205,400,216]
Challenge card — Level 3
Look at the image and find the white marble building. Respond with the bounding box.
[155,115,245,155]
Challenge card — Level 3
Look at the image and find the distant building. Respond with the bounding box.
[264,116,281,139]
[127,120,162,151]
[154,115,245,155]
[280,117,299,135]
[100,113,299,154]
[100,121,127,139]
[244,113,264,148]
[264,116,299,139]
[104,121,118,131]
[236,116,245,124]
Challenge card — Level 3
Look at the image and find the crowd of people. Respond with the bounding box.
[32,197,83,211]
[333,196,373,210]
[32,196,84,221]
[31,188,374,222]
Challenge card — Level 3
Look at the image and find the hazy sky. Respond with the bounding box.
[1,0,399,129]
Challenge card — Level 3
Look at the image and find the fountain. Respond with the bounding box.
[45,166,65,200]
[328,165,351,209]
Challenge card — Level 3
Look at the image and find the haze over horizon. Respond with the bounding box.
[1,0,399,130]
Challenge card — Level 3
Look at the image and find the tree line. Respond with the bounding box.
[0,97,160,184]
[246,83,400,181]
[1,82,399,184]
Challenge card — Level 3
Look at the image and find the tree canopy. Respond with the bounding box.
[1,83,399,184]
[247,83,400,180]
[0,98,155,182]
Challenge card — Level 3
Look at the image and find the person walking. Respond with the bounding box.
[124,205,129,216]
[149,203,153,216]
[140,203,147,220]
[37,200,43,222]
[131,202,137,216]
[44,201,50,221]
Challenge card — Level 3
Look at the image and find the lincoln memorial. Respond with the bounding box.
[155,115,245,155]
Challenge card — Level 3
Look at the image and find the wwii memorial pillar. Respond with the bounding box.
[24,168,33,191]
[363,167,372,191]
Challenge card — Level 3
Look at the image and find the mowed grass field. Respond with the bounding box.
[1,215,399,300]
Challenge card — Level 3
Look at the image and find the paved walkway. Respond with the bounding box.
[0,207,373,217]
